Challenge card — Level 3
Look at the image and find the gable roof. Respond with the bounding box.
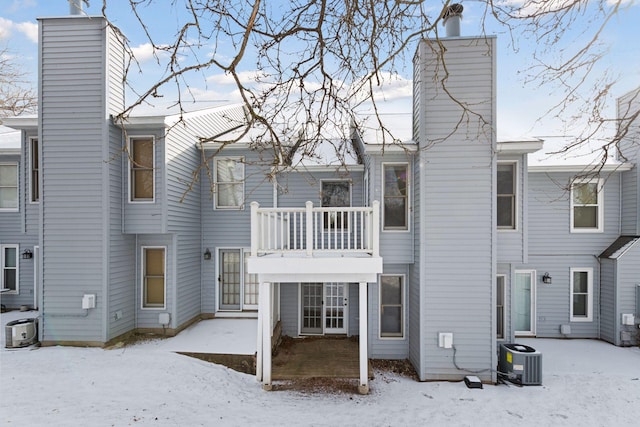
[599,236,640,259]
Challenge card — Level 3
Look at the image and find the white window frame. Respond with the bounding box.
[570,179,603,233]
[379,274,405,339]
[0,162,19,212]
[216,248,258,312]
[214,157,245,210]
[514,269,536,336]
[1,244,19,294]
[570,267,593,322]
[140,246,166,310]
[128,136,156,203]
[497,161,518,231]
[382,162,410,232]
[29,137,39,203]
[496,274,506,340]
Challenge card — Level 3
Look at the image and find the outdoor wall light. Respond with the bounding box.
[22,249,33,260]
[203,248,212,260]
[542,272,552,284]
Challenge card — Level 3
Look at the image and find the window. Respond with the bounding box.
[496,275,506,339]
[383,164,409,230]
[0,163,18,211]
[570,268,593,322]
[321,180,350,229]
[30,138,39,203]
[129,137,155,202]
[571,179,602,232]
[215,158,244,209]
[1,245,19,293]
[380,275,404,338]
[142,247,165,308]
[497,162,516,229]
[218,249,258,311]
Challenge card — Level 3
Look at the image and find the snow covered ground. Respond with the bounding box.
[1,310,639,426]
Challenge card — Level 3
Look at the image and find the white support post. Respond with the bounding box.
[250,201,260,256]
[261,281,272,390]
[256,279,263,382]
[305,201,313,256]
[358,281,369,395]
[371,200,380,257]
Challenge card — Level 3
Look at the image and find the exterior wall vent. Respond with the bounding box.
[443,3,464,37]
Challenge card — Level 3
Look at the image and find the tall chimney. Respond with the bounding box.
[443,3,464,37]
[69,0,86,15]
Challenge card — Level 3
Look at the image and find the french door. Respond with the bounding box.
[300,283,348,334]
[218,249,258,311]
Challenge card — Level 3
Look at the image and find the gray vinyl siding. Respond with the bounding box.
[107,123,136,340]
[39,17,115,343]
[408,154,421,372]
[201,149,273,313]
[600,258,616,344]
[525,255,600,338]
[528,172,622,255]
[616,245,640,345]
[135,234,174,328]
[368,153,414,264]
[279,282,299,336]
[497,155,527,263]
[618,88,639,235]
[123,130,165,234]
[276,169,364,208]
[368,264,409,359]
[414,37,496,381]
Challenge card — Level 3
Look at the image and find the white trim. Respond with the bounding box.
[496,274,506,340]
[496,140,544,154]
[570,178,603,233]
[0,244,19,294]
[381,162,410,232]
[514,270,536,336]
[570,267,593,322]
[528,163,633,173]
[214,157,245,210]
[33,246,40,308]
[28,137,39,204]
[378,274,405,339]
[140,246,166,310]
[0,162,19,212]
[127,136,156,203]
[497,160,518,232]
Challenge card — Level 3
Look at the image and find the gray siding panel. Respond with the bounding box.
[279,282,299,336]
[497,155,526,263]
[616,244,640,346]
[415,37,496,380]
[600,258,616,344]
[618,89,640,235]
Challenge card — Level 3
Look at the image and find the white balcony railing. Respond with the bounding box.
[250,200,380,257]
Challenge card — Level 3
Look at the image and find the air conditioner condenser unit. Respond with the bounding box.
[498,343,542,385]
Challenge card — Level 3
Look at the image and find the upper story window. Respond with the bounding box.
[497,162,516,230]
[383,163,409,231]
[215,157,244,209]
[570,268,593,322]
[571,179,602,232]
[321,180,351,229]
[129,137,155,202]
[30,138,39,203]
[1,245,19,293]
[0,163,19,211]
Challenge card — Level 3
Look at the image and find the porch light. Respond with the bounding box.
[203,248,212,260]
[542,272,552,284]
[22,249,33,260]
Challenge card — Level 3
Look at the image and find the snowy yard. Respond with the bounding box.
[1,310,640,426]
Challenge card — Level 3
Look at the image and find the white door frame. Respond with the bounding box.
[514,270,536,336]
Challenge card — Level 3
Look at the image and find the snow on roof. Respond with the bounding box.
[0,127,21,154]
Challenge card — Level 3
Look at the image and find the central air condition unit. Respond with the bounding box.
[498,343,542,385]
[5,318,39,348]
